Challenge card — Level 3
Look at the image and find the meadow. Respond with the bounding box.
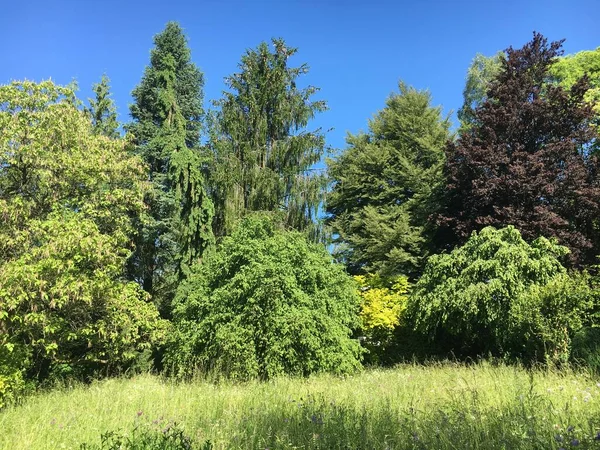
[2,363,600,449]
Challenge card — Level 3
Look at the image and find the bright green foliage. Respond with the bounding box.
[457,52,504,132]
[408,226,593,363]
[85,74,120,138]
[208,39,328,239]
[127,22,212,305]
[166,214,362,380]
[327,82,451,277]
[0,81,167,405]
[355,274,408,333]
[355,274,409,364]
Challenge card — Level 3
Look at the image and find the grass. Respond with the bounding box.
[1,362,600,449]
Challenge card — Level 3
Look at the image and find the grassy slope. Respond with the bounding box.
[1,363,600,449]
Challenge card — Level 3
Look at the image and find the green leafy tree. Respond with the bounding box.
[127,22,212,307]
[85,74,120,138]
[441,33,600,266]
[457,52,504,132]
[165,213,362,380]
[0,81,167,405]
[327,83,451,277]
[407,226,593,363]
[208,39,328,239]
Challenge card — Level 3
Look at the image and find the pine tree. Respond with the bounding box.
[127,22,212,307]
[208,39,328,239]
[85,74,119,138]
[441,33,600,266]
[327,82,451,278]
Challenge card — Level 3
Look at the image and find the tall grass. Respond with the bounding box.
[1,362,600,449]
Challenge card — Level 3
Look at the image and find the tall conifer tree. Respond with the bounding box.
[127,22,213,307]
[85,74,120,138]
[327,83,451,278]
[208,39,328,239]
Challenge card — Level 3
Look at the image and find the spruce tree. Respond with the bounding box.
[85,74,120,138]
[127,22,212,307]
[326,82,451,278]
[208,39,328,239]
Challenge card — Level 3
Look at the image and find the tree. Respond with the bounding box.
[327,83,451,277]
[0,81,167,405]
[457,52,504,132]
[165,213,362,380]
[208,39,328,239]
[407,226,593,363]
[457,47,599,132]
[441,33,600,266]
[127,22,212,307]
[85,74,120,138]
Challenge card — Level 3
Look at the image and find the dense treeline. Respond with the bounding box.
[1,24,599,406]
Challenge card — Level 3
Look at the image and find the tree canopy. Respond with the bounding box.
[441,33,600,266]
[327,82,451,277]
[207,39,328,240]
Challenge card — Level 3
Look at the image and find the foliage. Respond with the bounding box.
[84,74,120,138]
[80,421,202,450]
[441,33,600,266]
[0,81,166,405]
[355,274,409,365]
[126,22,211,308]
[165,213,362,380]
[327,83,451,277]
[457,51,504,132]
[208,39,328,240]
[408,226,594,363]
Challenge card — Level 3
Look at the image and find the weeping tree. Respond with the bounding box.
[127,22,213,311]
[208,38,328,239]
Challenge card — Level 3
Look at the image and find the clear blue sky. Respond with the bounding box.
[1,0,598,152]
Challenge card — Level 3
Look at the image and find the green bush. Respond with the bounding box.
[407,226,594,364]
[165,213,363,379]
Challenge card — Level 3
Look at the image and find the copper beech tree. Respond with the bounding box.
[440,33,600,266]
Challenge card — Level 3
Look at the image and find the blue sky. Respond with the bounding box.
[1,0,598,153]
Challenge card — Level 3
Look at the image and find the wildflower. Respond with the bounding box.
[571,439,580,446]
[555,434,564,442]
[594,432,600,440]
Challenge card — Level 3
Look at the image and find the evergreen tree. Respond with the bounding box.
[326,83,451,278]
[441,33,600,266]
[208,39,328,239]
[127,22,212,307]
[85,74,120,138]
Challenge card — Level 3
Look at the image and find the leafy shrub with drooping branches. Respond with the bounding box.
[165,213,363,380]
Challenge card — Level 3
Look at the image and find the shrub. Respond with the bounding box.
[407,226,594,363]
[165,214,362,379]
[355,274,409,364]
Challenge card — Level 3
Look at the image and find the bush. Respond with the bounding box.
[165,214,362,379]
[407,226,594,364]
[355,274,409,364]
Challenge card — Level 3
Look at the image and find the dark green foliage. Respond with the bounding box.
[408,226,594,363]
[85,74,120,138]
[126,22,213,307]
[208,39,328,239]
[165,214,362,380]
[327,82,451,277]
[441,33,600,266]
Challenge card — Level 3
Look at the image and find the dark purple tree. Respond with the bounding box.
[440,32,600,266]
